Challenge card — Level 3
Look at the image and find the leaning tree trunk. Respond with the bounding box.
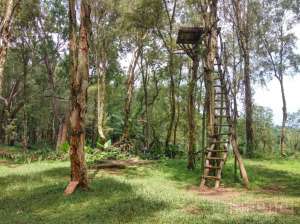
[0,0,18,97]
[65,0,91,194]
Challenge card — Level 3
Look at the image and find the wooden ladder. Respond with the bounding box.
[200,42,250,189]
[200,63,230,189]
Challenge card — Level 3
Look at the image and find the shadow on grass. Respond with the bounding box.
[152,159,202,186]
[150,159,300,197]
[0,166,169,224]
[243,163,300,197]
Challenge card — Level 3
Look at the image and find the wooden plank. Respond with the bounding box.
[206,157,224,160]
[206,149,228,153]
[205,166,221,169]
[203,175,220,180]
[64,181,79,195]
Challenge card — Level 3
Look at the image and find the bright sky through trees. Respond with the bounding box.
[254,23,300,125]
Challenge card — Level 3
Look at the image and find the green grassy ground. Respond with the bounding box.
[0,154,300,223]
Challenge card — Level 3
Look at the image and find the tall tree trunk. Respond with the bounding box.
[97,62,106,142]
[244,52,254,157]
[232,0,254,157]
[173,63,183,145]
[173,97,180,145]
[56,116,68,151]
[0,0,18,97]
[121,42,143,142]
[22,53,29,150]
[44,55,59,145]
[165,53,176,148]
[202,0,218,142]
[187,57,199,170]
[141,55,150,150]
[161,0,177,148]
[279,77,287,156]
[65,0,91,194]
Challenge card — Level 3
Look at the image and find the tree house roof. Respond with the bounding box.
[176,27,205,44]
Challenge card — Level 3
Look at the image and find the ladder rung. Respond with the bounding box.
[215,107,226,110]
[217,133,231,136]
[205,166,222,169]
[206,157,224,160]
[202,175,220,180]
[214,124,232,126]
[215,115,230,118]
[214,85,222,88]
[206,149,228,153]
[209,140,230,144]
[215,92,225,94]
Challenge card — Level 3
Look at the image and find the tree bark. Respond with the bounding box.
[232,0,254,157]
[97,62,106,142]
[244,52,254,157]
[121,42,143,142]
[187,58,199,170]
[56,116,68,151]
[66,0,91,193]
[0,0,19,97]
[279,77,287,156]
[161,0,177,149]
[165,53,176,148]
[141,54,150,150]
[201,0,218,142]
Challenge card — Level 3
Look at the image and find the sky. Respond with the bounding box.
[254,23,300,125]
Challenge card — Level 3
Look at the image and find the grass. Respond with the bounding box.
[0,151,300,223]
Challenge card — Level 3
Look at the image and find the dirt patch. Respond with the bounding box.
[183,206,203,215]
[90,158,153,170]
[0,159,19,168]
[229,202,297,215]
[187,185,297,215]
[187,185,244,202]
[260,185,285,194]
[88,158,153,179]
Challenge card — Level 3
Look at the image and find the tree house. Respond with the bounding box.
[176,26,249,189]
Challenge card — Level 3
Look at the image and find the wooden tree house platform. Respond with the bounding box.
[176,27,205,59]
[176,26,249,189]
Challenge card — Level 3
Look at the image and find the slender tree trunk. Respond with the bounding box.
[244,52,254,157]
[173,63,183,145]
[165,53,176,148]
[141,55,150,150]
[278,76,287,156]
[65,0,91,194]
[202,0,218,142]
[161,0,177,149]
[44,55,60,146]
[232,0,254,157]
[22,54,28,150]
[56,116,68,151]
[173,98,180,145]
[97,63,106,142]
[122,43,143,142]
[187,58,199,170]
